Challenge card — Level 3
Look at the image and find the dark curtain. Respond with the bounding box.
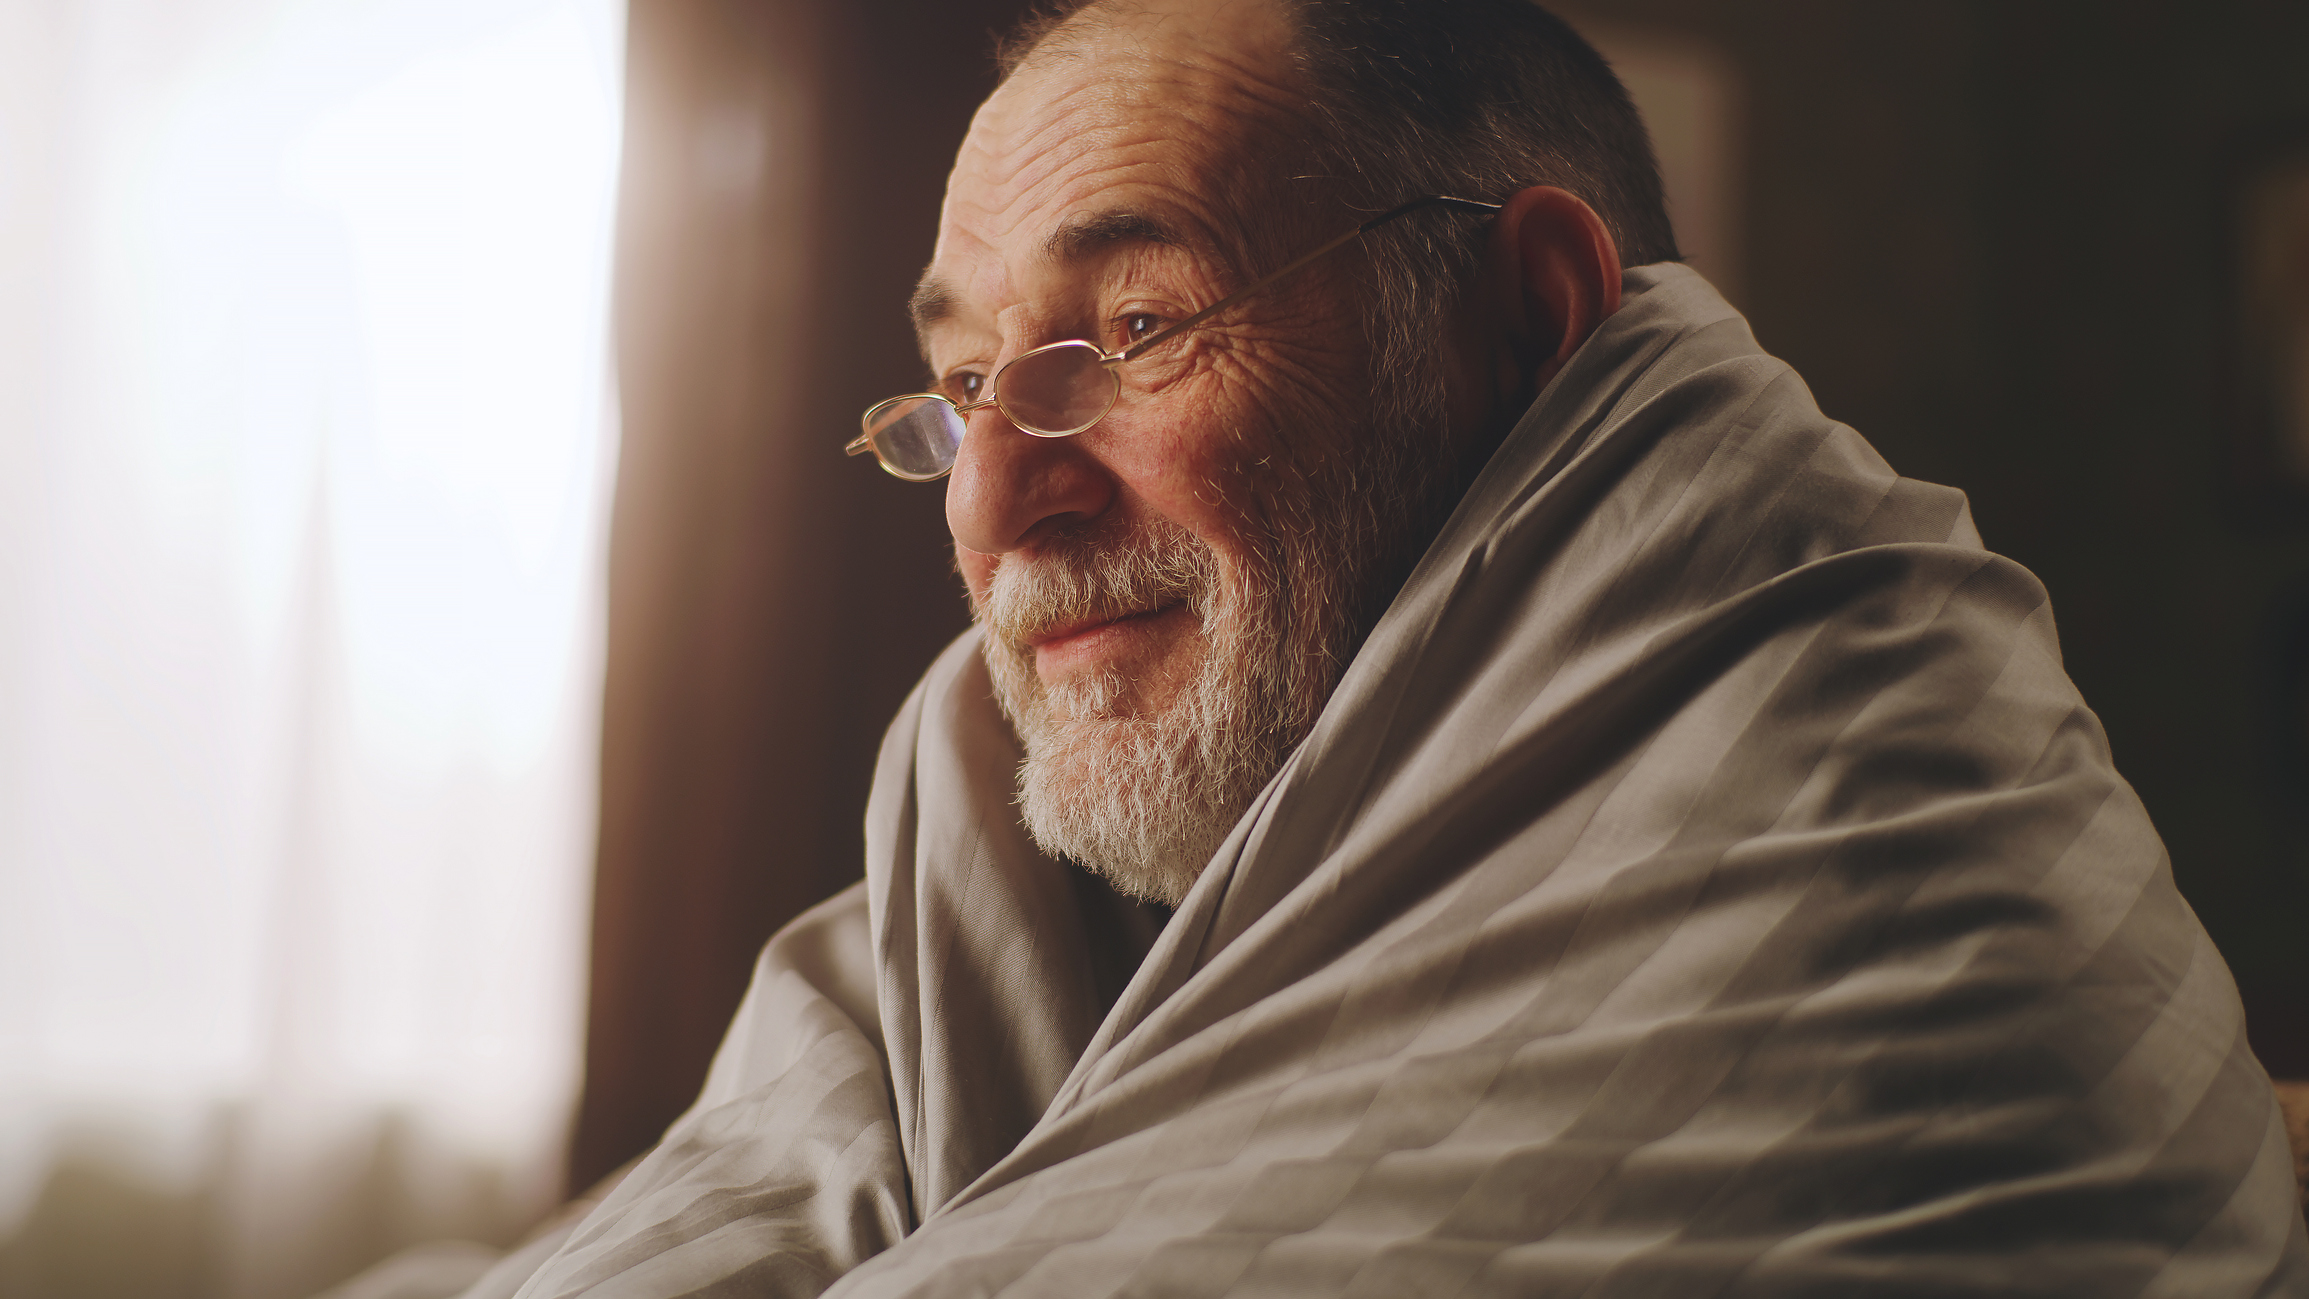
[570,0,1033,1193]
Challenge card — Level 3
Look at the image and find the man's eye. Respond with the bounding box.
[1118,313,1164,345]
[939,371,985,403]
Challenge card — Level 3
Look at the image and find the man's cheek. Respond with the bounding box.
[1184,353,1353,476]
[1112,372,1279,501]
[955,547,998,610]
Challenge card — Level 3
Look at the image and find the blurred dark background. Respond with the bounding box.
[569,0,2309,1192]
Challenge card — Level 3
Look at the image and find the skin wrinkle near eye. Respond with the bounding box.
[915,227,1354,422]
[919,201,1353,440]
[917,234,1226,384]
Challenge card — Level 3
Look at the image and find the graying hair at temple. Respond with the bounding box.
[1282,0,1683,485]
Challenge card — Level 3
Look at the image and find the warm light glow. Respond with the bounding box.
[0,0,624,1291]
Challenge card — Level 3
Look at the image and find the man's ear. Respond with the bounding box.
[1480,185,1623,401]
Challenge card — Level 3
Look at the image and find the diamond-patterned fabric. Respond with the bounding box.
[503,266,2309,1299]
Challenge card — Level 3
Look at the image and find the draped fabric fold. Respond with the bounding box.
[502,265,2309,1298]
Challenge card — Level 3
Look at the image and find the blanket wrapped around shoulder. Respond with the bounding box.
[498,265,2309,1298]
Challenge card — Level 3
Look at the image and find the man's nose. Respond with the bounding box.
[944,406,1113,555]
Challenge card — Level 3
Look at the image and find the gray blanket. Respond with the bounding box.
[498,265,2309,1298]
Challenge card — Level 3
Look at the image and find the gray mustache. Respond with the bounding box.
[976,520,1217,647]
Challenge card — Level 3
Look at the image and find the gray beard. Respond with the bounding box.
[974,338,1451,905]
[976,517,1296,905]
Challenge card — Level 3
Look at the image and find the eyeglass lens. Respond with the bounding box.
[994,341,1119,437]
[864,397,966,480]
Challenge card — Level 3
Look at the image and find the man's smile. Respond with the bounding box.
[1027,602,1192,678]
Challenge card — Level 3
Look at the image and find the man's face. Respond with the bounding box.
[915,0,1446,900]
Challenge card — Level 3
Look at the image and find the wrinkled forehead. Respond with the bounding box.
[924,5,1312,322]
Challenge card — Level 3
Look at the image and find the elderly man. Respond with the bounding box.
[450,0,2308,1295]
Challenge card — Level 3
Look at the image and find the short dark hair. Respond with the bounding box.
[996,0,1680,268]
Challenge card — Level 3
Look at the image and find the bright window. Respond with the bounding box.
[0,0,625,1293]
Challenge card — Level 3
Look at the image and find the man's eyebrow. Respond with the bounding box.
[1042,209,1182,265]
[908,273,957,334]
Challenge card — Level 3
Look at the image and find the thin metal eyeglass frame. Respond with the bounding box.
[845,194,1503,480]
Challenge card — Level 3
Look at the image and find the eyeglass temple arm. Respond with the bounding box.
[1113,195,1503,364]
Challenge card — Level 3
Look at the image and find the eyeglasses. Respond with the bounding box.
[846,194,1502,482]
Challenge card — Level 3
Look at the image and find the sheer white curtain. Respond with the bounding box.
[0,1,624,1296]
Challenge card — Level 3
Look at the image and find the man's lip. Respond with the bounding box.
[1026,603,1179,649]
